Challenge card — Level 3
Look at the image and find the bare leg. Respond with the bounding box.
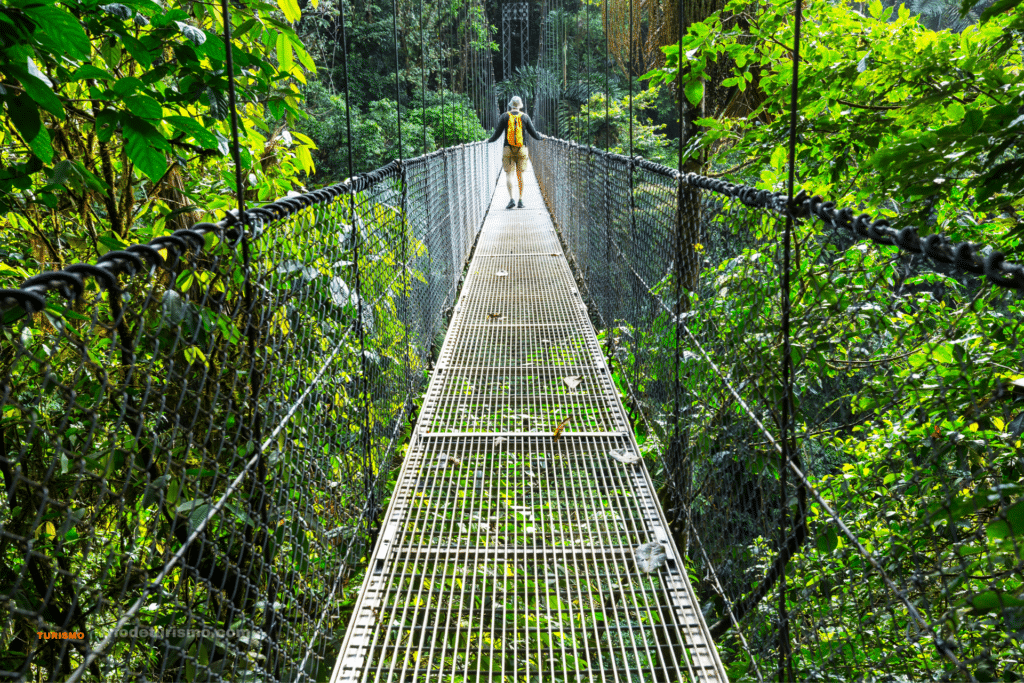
[506,171,514,199]
[516,167,523,198]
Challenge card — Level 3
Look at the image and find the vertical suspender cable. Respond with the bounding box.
[779,0,804,679]
[603,0,609,150]
[393,0,404,161]
[440,8,446,149]
[222,0,278,665]
[585,0,591,141]
[337,0,371,502]
[394,0,412,417]
[420,0,427,151]
[672,0,684,558]
[221,0,246,253]
[627,0,633,156]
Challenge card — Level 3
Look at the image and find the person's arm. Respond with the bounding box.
[522,114,545,141]
[486,113,509,143]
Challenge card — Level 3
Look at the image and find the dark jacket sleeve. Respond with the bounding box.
[522,114,544,141]
[487,113,509,143]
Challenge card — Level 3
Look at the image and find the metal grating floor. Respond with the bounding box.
[331,166,727,682]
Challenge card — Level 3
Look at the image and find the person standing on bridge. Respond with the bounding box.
[486,96,545,209]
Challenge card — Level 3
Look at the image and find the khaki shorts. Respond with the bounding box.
[502,145,529,173]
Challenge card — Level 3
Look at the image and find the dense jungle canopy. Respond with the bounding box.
[0,0,1021,273]
[1,0,1024,679]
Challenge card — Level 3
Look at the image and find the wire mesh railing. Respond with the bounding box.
[533,137,1024,681]
[0,141,501,682]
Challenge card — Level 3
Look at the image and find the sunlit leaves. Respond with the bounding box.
[277,0,301,23]
[0,0,318,222]
[25,4,90,60]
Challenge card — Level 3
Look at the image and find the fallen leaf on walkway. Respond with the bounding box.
[487,313,503,320]
[635,542,667,573]
[496,270,509,277]
[563,375,583,389]
[493,436,508,448]
[610,448,641,465]
[552,417,570,442]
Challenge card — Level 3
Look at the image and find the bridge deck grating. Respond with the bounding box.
[331,165,727,682]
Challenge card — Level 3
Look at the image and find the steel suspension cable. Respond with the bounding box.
[778,0,804,675]
[334,0,370,505]
[393,0,403,161]
[627,0,633,156]
[420,0,427,151]
[604,0,609,150]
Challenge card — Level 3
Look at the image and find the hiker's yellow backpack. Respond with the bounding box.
[507,113,524,147]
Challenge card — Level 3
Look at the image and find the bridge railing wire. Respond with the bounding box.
[534,136,1024,681]
[0,141,501,682]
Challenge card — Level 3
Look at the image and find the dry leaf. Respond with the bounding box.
[635,542,668,573]
[563,375,583,389]
[610,448,641,465]
[552,416,571,442]
[487,313,503,320]
[496,270,509,277]
[493,436,508,448]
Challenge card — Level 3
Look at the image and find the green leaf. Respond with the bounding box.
[119,33,154,67]
[276,32,294,72]
[142,475,170,507]
[165,115,220,151]
[198,29,225,60]
[684,80,704,107]
[27,5,91,60]
[27,125,54,164]
[187,503,211,535]
[71,65,115,81]
[930,344,953,364]
[961,109,984,135]
[123,116,168,181]
[8,93,41,144]
[293,43,315,72]
[15,64,65,120]
[815,525,839,553]
[125,93,162,120]
[987,500,1024,539]
[71,161,107,191]
[277,0,301,23]
[868,0,883,17]
[112,77,146,96]
[174,21,206,45]
[980,0,1021,21]
[970,590,1024,613]
[100,3,133,19]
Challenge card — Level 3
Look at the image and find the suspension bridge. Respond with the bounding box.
[330,158,725,681]
[4,129,1022,682]
[3,0,1024,679]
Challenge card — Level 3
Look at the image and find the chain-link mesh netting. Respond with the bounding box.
[0,141,501,682]
[534,137,1024,682]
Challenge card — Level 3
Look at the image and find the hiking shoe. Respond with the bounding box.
[506,199,516,210]
[517,199,525,208]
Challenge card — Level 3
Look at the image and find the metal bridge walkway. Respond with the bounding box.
[330,166,727,682]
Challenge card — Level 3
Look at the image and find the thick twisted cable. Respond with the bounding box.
[0,144,483,320]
